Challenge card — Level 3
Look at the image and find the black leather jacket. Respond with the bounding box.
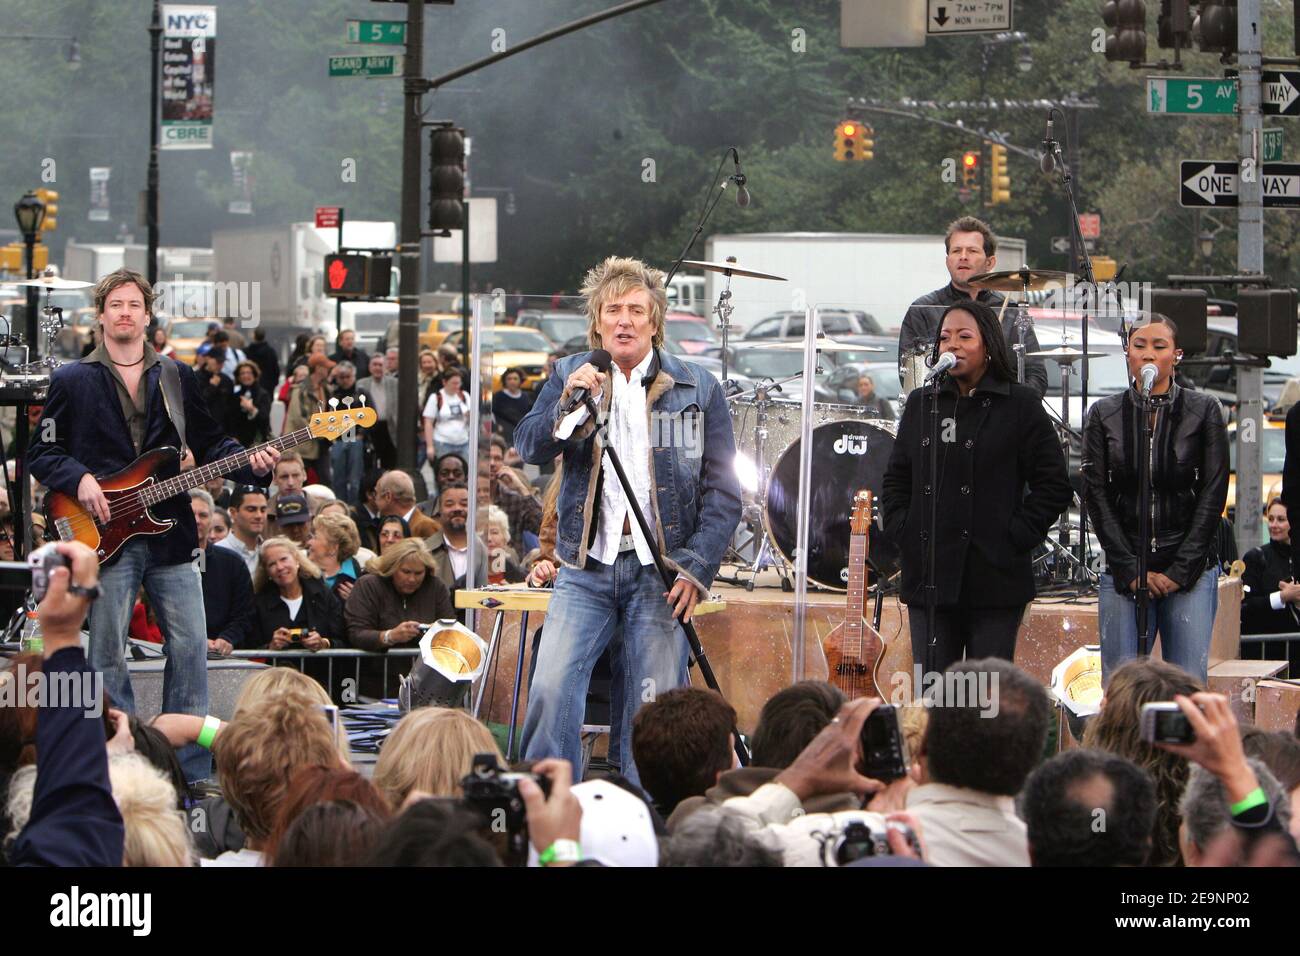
[1082,384,1229,593]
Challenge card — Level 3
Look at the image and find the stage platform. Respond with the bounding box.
[467,575,1296,735]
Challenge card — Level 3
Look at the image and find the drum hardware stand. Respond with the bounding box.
[714,271,735,384]
[581,391,750,766]
[922,367,944,677]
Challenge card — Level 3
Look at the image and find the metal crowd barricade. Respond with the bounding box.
[228,648,421,701]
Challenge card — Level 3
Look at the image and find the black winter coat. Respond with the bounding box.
[881,374,1072,608]
[1082,384,1229,594]
[1241,541,1299,635]
[252,576,347,648]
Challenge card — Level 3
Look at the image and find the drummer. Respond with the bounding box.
[898,216,1048,399]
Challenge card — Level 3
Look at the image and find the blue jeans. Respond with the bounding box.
[521,554,690,789]
[435,441,470,464]
[330,437,365,505]
[1099,566,1218,685]
[89,539,210,782]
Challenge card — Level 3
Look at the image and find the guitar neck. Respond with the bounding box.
[843,531,868,655]
[142,428,315,504]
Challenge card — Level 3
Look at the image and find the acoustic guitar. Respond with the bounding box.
[824,489,887,700]
[46,401,376,565]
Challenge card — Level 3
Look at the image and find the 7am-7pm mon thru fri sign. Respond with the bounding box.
[926,0,1012,35]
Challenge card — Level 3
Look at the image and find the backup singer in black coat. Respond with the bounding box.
[882,301,1071,675]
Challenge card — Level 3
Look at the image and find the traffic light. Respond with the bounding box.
[1157,0,1191,49]
[34,188,58,233]
[1,243,48,273]
[1102,0,1148,64]
[324,253,392,298]
[427,126,466,233]
[834,120,858,162]
[1194,1,1237,55]
[855,124,874,161]
[987,143,1011,206]
[961,150,980,190]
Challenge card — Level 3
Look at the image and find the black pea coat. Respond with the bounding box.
[881,374,1072,608]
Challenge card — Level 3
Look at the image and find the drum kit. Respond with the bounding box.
[673,259,1101,590]
[968,266,1101,585]
[1,272,92,396]
[684,258,898,590]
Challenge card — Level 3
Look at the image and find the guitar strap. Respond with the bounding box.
[158,358,189,460]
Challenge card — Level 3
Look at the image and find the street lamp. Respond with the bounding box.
[67,37,81,70]
[13,190,46,353]
[1016,42,1034,73]
[1199,229,1215,271]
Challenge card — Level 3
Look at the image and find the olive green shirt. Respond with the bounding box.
[81,340,161,454]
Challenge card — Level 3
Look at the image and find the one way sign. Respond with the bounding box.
[1264,70,1300,117]
[1180,160,1300,207]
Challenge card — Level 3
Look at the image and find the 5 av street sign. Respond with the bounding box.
[1147,77,1237,114]
[1180,160,1300,208]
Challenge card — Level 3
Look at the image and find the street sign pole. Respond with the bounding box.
[396,0,424,471]
[1238,0,1265,556]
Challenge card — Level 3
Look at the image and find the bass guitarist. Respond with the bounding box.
[28,269,280,781]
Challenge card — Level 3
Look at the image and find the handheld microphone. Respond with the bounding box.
[1139,363,1158,396]
[1040,113,1056,174]
[925,351,958,383]
[561,348,612,413]
[731,149,751,207]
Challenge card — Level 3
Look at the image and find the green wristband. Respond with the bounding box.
[1229,787,1268,816]
[196,715,221,750]
[539,839,581,866]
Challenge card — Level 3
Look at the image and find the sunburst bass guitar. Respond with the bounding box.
[46,402,376,564]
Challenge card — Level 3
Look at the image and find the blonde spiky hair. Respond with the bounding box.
[581,256,668,350]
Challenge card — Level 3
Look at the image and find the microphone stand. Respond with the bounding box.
[923,370,945,678]
[1047,106,1099,585]
[581,391,751,767]
[1135,382,1153,653]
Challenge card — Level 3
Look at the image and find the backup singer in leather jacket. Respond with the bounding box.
[1082,316,1229,684]
[882,301,1071,675]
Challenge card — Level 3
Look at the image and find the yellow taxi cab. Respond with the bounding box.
[380,313,462,354]
[164,317,218,366]
[442,326,551,391]
[1225,416,1284,520]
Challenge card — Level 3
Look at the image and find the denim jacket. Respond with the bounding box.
[514,348,742,592]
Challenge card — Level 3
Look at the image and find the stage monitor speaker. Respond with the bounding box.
[1144,288,1208,354]
[1238,288,1298,357]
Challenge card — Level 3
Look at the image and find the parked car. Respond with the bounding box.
[515,310,587,348]
[442,326,552,391]
[742,309,883,340]
[663,314,720,355]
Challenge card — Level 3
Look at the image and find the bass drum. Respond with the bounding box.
[762,419,899,590]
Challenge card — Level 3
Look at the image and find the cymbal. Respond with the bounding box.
[681,259,787,281]
[746,337,885,353]
[1026,347,1107,361]
[967,268,1074,293]
[10,275,93,290]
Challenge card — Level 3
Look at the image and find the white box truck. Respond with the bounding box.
[212,223,334,353]
[701,231,1028,335]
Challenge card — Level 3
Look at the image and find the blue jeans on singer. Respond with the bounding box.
[522,553,690,790]
[88,539,211,782]
[1099,565,1219,685]
[330,435,365,505]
